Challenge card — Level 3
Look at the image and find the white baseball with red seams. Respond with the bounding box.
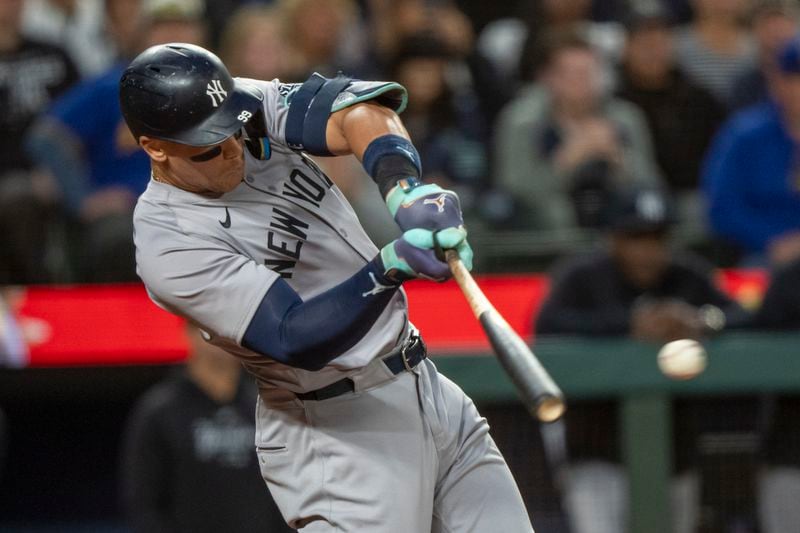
[658,339,708,380]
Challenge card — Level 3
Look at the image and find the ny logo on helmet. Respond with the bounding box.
[206,80,227,108]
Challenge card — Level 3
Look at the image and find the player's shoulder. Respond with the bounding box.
[133,183,233,257]
[238,74,408,114]
[133,182,182,233]
[236,76,301,112]
[133,184,208,262]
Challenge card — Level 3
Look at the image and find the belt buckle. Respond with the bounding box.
[401,335,418,372]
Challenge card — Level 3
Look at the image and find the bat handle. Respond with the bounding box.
[445,249,492,318]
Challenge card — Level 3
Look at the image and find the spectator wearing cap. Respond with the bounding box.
[730,0,799,111]
[494,29,662,232]
[536,186,748,533]
[703,35,800,266]
[24,0,207,282]
[616,3,724,240]
[536,186,745,339]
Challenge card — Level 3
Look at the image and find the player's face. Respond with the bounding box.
[151,132,246,195]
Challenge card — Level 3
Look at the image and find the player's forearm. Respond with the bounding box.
[327,102,409,158]
[329,104,421,197]
[242,257,401,371]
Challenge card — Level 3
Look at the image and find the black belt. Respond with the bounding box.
[296,335,426,402]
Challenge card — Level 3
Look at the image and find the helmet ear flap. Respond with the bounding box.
[243,108,267,139]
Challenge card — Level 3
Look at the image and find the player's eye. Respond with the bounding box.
[188,131,243,162]
[189,146,222,162]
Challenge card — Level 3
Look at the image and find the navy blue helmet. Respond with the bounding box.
[119,43,262,146]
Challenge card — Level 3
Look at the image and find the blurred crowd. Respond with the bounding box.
[4,0,800,284]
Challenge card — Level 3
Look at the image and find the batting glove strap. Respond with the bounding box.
[386,183,465,233]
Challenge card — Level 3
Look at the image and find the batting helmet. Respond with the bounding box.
[119,43,262,146]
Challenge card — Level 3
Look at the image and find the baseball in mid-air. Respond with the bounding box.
[657,339,707,380]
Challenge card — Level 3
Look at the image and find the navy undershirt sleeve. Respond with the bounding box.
[242,257,400,371]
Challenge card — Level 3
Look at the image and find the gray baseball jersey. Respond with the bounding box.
[134,74,536,532]
[133,77,411,392]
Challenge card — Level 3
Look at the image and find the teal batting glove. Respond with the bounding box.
[385,181,465,234]
[379,228,465,282]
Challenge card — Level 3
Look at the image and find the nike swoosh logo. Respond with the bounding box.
[219,207,231,228]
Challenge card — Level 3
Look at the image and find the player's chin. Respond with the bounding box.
[216,169,245,193]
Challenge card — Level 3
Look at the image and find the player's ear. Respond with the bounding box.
[140,136,168,162]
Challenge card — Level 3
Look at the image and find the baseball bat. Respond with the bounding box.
[445,249,566,423]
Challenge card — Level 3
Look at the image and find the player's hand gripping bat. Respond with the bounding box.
[445,249,566,423]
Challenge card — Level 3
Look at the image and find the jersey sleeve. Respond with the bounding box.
[134,206,280,344]
[241,75,408,156]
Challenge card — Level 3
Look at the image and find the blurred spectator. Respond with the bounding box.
[703,36,800,266]
[366,0,435,70]
[25,0,207,282]
[756,254,800,327]
[204,0,270,50]
[674,0,756,108]
[367,0,507,126]
[618,5,724,193]
[536,186,748,533]
[389,33,488,212]
[536,187,745,339]
[280,0,366,78]
[477,0,624,91]
[218,5,301,82]
[425,1,511,129]
[730,0,799,110]
[494,30,661,232]
[748,257,800,532]
[0,0,79,284]
[0,289,28,368]
[120,324,291,533]
[0,407,5,482]
[617,3,725,246]
[22,0,115,76]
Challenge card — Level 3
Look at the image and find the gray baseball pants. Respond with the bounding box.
[255,357,535,532]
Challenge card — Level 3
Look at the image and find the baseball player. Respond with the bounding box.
[121,43,534,532]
